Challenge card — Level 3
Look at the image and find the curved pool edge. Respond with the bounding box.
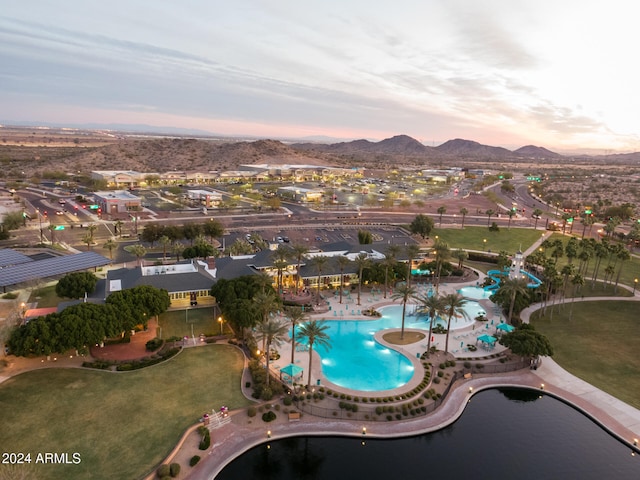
[182,366,640,480]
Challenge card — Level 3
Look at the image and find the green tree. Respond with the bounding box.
[404,244,421,287]
[436,206,447,227]
[182,223,203,245]
[409,214,435,239]
[532,208,543,230]
[441,293,468,354]
[159,235,172,260]
[296,320,331,387]
[391,283,417,340]
[357,230,373,244]
[55,272,98,299]
[2,211,24,230]
[202,219,224,244]
[499,324,554,360]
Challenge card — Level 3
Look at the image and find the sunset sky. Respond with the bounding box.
[1,1,638,152]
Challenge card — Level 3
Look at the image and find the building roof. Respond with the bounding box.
[0,251,110,289]
[106,260,216,294]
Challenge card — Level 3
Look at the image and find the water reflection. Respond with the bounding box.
[218,388,639,480]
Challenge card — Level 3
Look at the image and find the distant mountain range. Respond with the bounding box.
[292,134,563,159]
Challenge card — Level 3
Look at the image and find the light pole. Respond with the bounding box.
[218,316,223,335]
[634,278,638,295]
[483,239,487,251]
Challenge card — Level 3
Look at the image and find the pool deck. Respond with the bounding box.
[182,275,640,480]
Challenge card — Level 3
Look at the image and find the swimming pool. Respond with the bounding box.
[458,286,493,300]
[304,302,484,392]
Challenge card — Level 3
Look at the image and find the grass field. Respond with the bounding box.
[158,307,222,339]
[28,284,63,308]
[531,301,640,409]
[0,345,250,480]
[431,226,546,254]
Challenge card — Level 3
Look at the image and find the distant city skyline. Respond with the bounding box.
[1,1,638,153]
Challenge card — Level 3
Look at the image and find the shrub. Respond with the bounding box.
[157,464,170,478]
[433,377,441,384]
[262,411,276,422]
[199,429,211,450]
[464,361,472,369]
[169,463,181,477]
[283,396,293,406]
[145,337,163,351]
[190,455,201,467]
[1,292,18,299]
[247,406,257,417]
[437,371,443,377]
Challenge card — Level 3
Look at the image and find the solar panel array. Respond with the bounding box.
[0,249,33,268]
[0,251,110,287]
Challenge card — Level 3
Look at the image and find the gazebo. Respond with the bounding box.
[280,363,304,384]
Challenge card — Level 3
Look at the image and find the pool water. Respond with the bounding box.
[303,302,484,392]
[458,286,492,300]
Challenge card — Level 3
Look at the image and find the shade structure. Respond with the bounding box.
[496,323,515,333]
[280,363,304,383]
[477,334,497,344]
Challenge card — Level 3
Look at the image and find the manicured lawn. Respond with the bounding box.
[531,301,640,409]
[431,226,546,254]
[158,307,221,339]
[0,345,250,480]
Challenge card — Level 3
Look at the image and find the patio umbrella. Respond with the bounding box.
[496,323,515,333]
[280,363,304,384]
[477,334,497,345]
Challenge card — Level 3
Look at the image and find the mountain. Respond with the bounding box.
[435,138,512,158]
[513,145,561,158]
[293,134,430,155]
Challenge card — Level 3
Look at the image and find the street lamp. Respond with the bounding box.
[483,239,487,251]
[634,279,638,295]
[218,316,223,335]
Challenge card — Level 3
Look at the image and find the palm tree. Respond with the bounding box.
[87,223,98,244]
[171,241,184,262]
[485,209,495,226]
[433,240,450,293]
[497,277,529,324]
[591,240,609,287]
[453,249,468,269]
[114,219,124,238]
[271,246,289,295]
[253,291,281,347]
[416,293,444,354]
[613,245,630,293]
[353,252,370,306]
[125,243,147,266]
[103,238,117,261]
[404,244,421,287]
[459,207,468,229]
[296,320,332,387]
[159,235,172,260]
[383,244,401,298]
[82,232,94,251]
[532,208,543,230]
[437,206,446,227]
[569,273,585,321]
[255,318,289,388]
[507,209,515,230]
[391,283,417,340]
[441,293,468,355]
[284,306,307,365]
[335,255,351,304]
[290,244,309,295]
[308,255,329,305]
